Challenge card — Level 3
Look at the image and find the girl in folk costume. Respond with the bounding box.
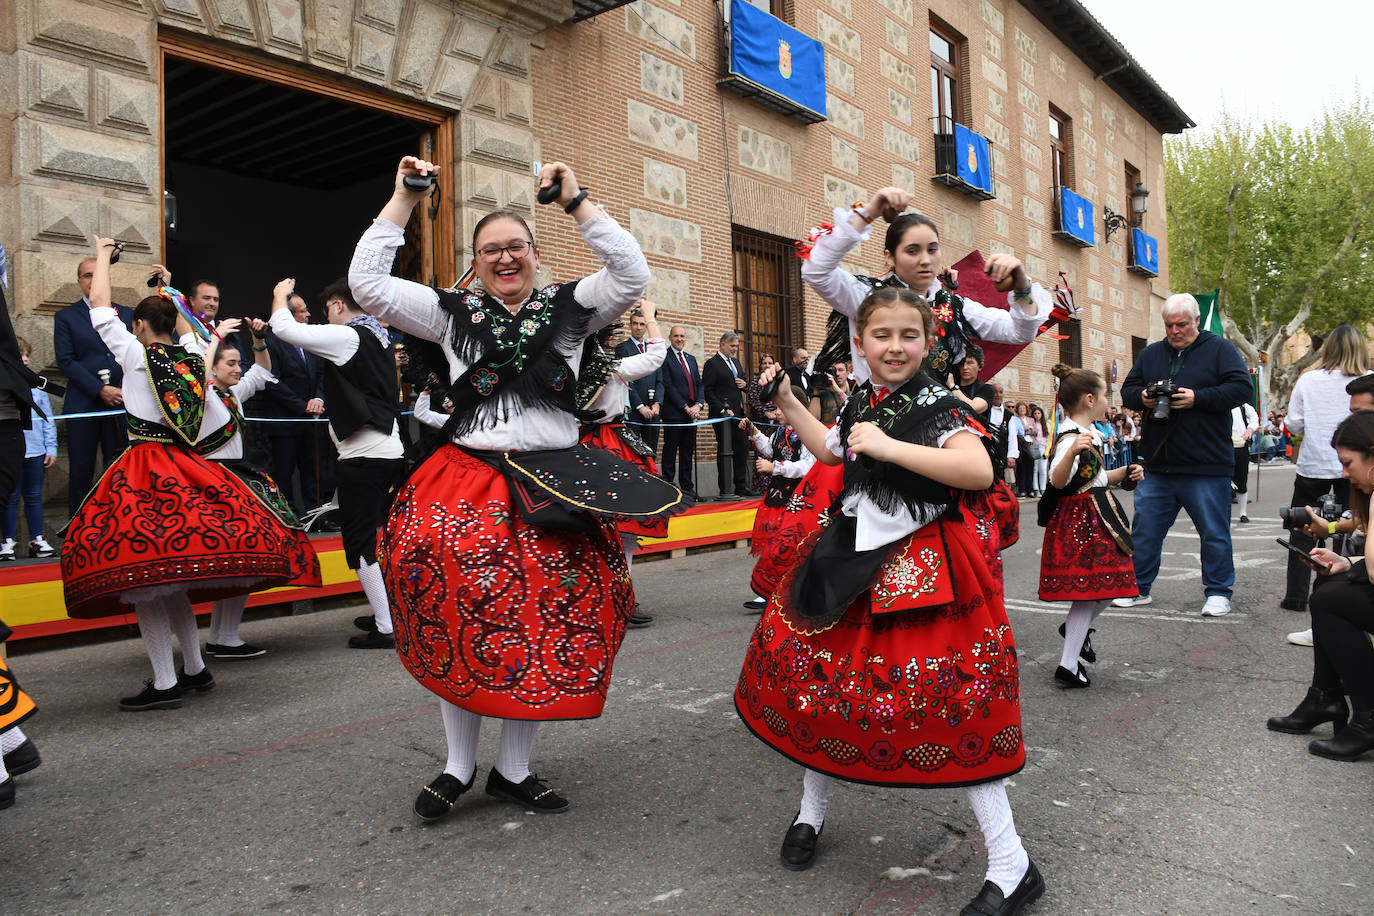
[1039,365,1143,688]
[1,618,40,810]
[60,240,318,710]
[740,388,819,611]
[577,298,668,629]
[349,157,682,820]
[197,309,322,659]
[735,288,1043,916]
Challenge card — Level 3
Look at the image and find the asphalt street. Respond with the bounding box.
[2,462,1369,915]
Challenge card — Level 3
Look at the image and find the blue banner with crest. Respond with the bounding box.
[728,0,826,118]
[1131,227,1159,274]
[953,124,993,195]
[1057,187,1096,247]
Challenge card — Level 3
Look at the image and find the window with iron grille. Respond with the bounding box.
[1059,320,1083,368]
[732,226,801,377]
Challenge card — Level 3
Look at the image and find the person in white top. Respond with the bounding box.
[1230,401,1260,522]
[1027,403,1050,496]
[1280,325,1371,613]
[348,156,673,821]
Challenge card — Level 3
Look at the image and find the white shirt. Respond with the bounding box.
[589,339,666,420]
[1287,368,1367,478]
[1230,403,1259,447]
[800,207,1052,383]
[989,405,1020,460]
[211,364,276,461]
[1050,418,1108,487]
[749,428,817,479]
[268,310,403,461]
[348,210,649,452]
[412,390,449,430]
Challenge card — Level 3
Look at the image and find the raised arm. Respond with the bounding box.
[87,236,140,366]
[761,364,836,465]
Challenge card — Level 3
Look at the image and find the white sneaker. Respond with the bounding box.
[0,538,14,561]
[1286,628,1314,647]
[1201,596,1232,617]
[1112,594,1153,608]
[29,535,54,558]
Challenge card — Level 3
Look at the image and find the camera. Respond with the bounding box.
[1144,378,1179,421]
[1280,493,1340,533]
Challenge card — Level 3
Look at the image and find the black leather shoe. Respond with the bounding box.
[1267,687,1348,734]
[348,630,395,649]
[780,820,822,870]
[1053,664,1090,688]
[627,613,654,628]
[353,615,377,632]
[2,738,41,777]
[414,772,474,822]
[485,768,569,813]
[1308,711,1374,761]
[0,777,13,810]
[205,642,266,659]
[1057,623,1096,663]
[177,666,215,694]
[1279,598,1307,612]
[960,860,1045,915]
[743,597,767,612]
[119,680,183,711]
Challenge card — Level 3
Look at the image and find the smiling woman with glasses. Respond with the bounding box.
[348,155,686,824]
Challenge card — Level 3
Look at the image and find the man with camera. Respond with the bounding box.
[1113,294,1253,616]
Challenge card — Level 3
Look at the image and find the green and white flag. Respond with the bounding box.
[1196,290,1224,336]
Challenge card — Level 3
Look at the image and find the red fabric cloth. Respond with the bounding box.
[1039,491,1136,601]
[579,424,668,537]
[380,444,635,720]
[749,461,844,599]
[947,250,1068,378]
[60,443,321,619]
[735,517,1025,787]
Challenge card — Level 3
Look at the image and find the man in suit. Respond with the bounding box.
[53,257,132,515]
[784,345,810,391]
[660,324,704,499]
[615,302,662,454]
[259,292,328,513]
[702,331,750,500]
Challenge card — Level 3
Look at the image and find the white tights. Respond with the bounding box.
[207,593,248,647]
[136,592,205,689]
[620,532,638,571]
[1059,599,1109,671]
[438,700,541,785]
[356,559,393,635]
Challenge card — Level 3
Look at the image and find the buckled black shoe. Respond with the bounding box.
[1057,623,1096,663]
[348,630,395,649]
[960,860,1045,916]
[484,768,569,813]
[0,777,13,810]
[2,738,41,777]
[177,666,215,694]
[119,680,183,711]
[780,819,823,871]
[414,772,475,823]
[1053,663,1090,688]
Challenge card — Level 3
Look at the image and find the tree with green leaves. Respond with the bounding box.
[1165,99,1374,403]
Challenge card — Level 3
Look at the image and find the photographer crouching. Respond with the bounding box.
[1112,294,1254,616]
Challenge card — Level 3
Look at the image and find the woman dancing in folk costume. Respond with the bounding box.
[349,157,681,820]
[1039,365,1143,688]
[196,308,321,659]
[1,617,40,809]
[577,298,667,629]
[735,287,1043,916]
[739,388,819,612]
[800,187,1053,560]
[60,239,319,710]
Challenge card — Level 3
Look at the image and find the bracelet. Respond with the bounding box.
[852,204,874,223]
[1328,520,1339,536]
[1013,285,1032,299]
[253,345,267,352]
[563,189,589,214]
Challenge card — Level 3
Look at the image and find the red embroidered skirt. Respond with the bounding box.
[735,518,1025,788]
[579,424,668,538]
[60,443,321,619]
[1039,491,1137,601]
[379,444,636,720]
[749,461,844,599]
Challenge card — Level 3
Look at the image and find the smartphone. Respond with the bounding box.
[1276,538,1331,571]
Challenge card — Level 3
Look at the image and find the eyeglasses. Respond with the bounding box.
[476,240,534,262]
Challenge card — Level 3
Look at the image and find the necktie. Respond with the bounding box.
[728,357,738,378]
[638,340,645,354]
[679,351,694,400]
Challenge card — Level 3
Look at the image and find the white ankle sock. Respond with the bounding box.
[163,593,205,676]
[136,601,177,690]
[1059,599,1108,671]
[356,560,393,634]
[1237,492,1249,516]
[794,767,832,829]
[494,719,540,784]
[965,780,1030,897]
[0,752,7,782]
[439,700,481,783]
[620,532,638,571]
[0,727,26,754]
[208,594,248,647]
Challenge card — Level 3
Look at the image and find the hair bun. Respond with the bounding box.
[1051,363,1074,380]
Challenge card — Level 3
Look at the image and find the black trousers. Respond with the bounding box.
[1309,569,1374,711]
[0,420,23,517]
[1232,445,1251,493]
[66,413,125,515]
[634,416,660,454]
[660,422,696,498]
[335,457,403,568]
[1285,474,1350,604]
[1015,454,1035,496]
[713,414,749,497]
[267,425,327,512]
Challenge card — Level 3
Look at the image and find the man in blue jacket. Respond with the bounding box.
[1114,294,1253,617]
[661,324,704,499]
[615,303,662,455]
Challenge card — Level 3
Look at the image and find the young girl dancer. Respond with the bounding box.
[60,239,318,709]
[740,391,817,611]
[349,157,679,820]
[1039,365,1143,688]
[735,287,1042,916]
[199,312,321,658]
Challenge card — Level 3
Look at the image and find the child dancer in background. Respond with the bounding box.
[735,287,1042,916]
[1040,364,1143,688]
[740,390,816,611]
[0,338,56,560]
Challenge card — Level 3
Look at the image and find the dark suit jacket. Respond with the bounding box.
[0,285,52,427]
[615,337,662,413]
[661,348,702,422]
[702,352,746,417]
[53,299,132,411]
[259,329,325,421]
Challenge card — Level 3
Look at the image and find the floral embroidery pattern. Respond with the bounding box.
[471,368,499,396]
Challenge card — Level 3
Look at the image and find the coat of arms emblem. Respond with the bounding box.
[778,40,791,79]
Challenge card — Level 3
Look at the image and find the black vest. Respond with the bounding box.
[320,328,399,442]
